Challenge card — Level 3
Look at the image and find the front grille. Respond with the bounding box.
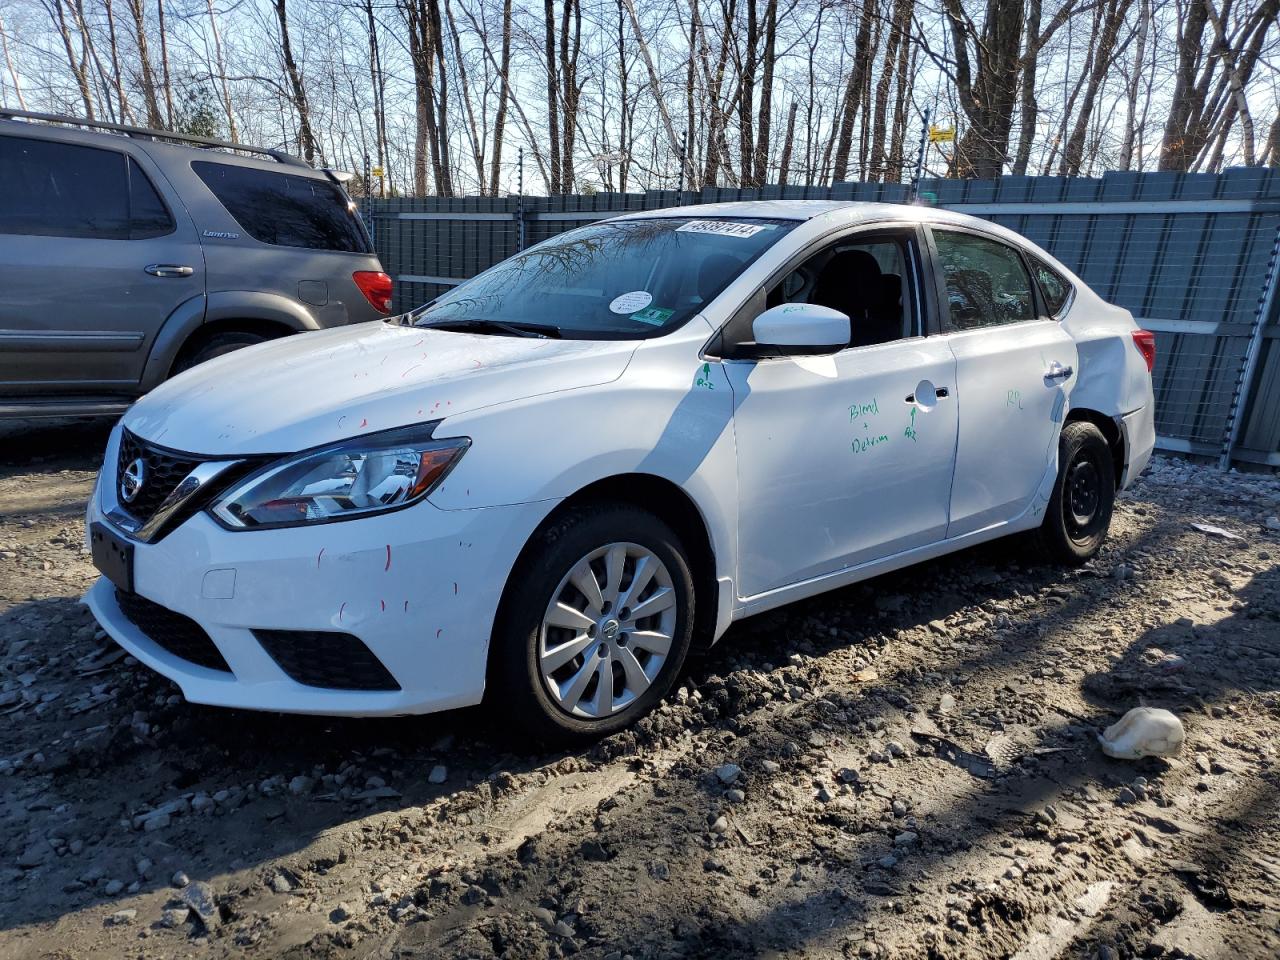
[254,630,400,691]
[116,429,205,523]
[115,590,232,673]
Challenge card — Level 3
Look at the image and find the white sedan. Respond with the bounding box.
[86,201,1156,741]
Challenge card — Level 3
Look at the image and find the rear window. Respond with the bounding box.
[0,135,174,240]
[193,160,370,253]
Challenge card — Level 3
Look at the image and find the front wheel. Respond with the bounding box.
[1033,420,1116,565]
[490,504,695,744]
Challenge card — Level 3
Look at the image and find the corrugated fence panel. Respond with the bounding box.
[369,169,1280,466]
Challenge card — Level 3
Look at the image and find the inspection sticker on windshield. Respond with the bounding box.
[609,290,653,314]
[677,220,774,239]
[630,306,674,326]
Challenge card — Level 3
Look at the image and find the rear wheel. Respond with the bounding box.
[490,504,695,744]
[1033,420,1116,565]
[174,330,271,374]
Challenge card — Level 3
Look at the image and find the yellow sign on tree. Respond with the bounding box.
[371,166,385,178]
[928,126,956,144]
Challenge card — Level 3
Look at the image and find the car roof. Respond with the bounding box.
[609,198,997,230]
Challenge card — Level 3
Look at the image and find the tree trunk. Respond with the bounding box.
[124,0,163,126]
[206,0,238,139]
[1117,0,1149,170]
[1012,0,1042,175]
[0,14,26,110]
[752,0,777,185]
[831,0,874,182]
[543,0,562,192]
[273,0,317,163]
[156,0,174,125]
[489,0,512,195]
[1059,0,1128,176]
[778,100,797,187]
[1159,0,1208,170]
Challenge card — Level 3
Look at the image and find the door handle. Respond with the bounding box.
[1044,362,1074,382]
[905,387,950,403]
[145,264,194,278]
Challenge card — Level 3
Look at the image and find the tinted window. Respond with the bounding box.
[0,136,174,240]
[128,159,175,238]
[934,230,1035,330]
[193,161,370,253]
[765,236,913,348]
[1031,255,1072,316]
[0,136,128,238]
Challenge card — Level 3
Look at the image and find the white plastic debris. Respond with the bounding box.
[1190,522,1243,541]
[1098,707,1185,760]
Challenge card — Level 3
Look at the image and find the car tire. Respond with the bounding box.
[174,331,270,374]
[1033,420,1116,565]
[490,503,695,745]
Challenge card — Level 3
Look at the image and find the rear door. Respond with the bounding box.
[0,133,203,396]
[927,226,1078,538]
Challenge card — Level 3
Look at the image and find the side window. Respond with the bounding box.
[1030,255,1072,316]
[0,135,129,239]
[933,230,1035,330]
[192,160,371,253]
[764,234,914,348]
[128,159,175,239]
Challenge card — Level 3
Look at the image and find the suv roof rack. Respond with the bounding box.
[0,108,311,168]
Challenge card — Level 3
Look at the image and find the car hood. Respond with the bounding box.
[124,321,639,455]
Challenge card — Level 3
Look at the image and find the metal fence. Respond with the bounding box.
[369,169,1280,469]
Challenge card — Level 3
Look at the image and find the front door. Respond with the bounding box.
[927,227,1078,538]
[0,134,204,396]
[727,227,960,599]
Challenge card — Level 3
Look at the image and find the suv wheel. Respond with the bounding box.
[175,331,270,374]
[1034,420,1116,565]
[491,504,695,744]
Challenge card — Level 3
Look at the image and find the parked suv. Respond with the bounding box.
[0,109,391,419]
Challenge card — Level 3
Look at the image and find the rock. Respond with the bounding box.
[459,885,487,905]
[837,767,860,784]
[142,813,171,832]
[182,881,219,929]
[877,854,898,869]
[171,871,189,888]
[726,788,745,803]
[553,920,576,938]
[270,873,293,894]
[1098,707,1185,759]
[104,909,136,926]
[710,816,729,834]
[330,903,352,923]
[104,879,124,896]
[886,740,906,758]
[894,831,918,847]
[760,760,780,774]
[938,693,956,714]
[159,908,188,929]
[713,763,741,785]
[532,906,556,928]
[17,843,48,869]
[288,775,315,796]
[428,765,448,784]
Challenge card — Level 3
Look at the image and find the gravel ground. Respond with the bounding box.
[1,418,1278,960]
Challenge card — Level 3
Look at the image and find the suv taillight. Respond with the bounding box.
[353,271,393,314]
[1132,330,1156,372]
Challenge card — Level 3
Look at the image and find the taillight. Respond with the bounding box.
[353,271,393,314]
[1132,330,1156,372]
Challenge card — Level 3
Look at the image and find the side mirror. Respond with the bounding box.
[752,303,850,355]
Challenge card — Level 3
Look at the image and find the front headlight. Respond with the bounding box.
[210,422,469,529]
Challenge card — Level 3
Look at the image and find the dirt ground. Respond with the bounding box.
[1,418,1278,960]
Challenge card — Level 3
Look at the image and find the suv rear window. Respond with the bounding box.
[193,160,370,253]
[0,135,174,240]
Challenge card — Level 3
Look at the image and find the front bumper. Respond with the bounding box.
[86,475,554,717]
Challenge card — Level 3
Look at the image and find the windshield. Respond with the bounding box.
[411,217,795,338]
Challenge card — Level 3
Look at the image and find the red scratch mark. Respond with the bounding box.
[380,599,386,612]
[339,602,347,622]
[316,547,325,568]
[436,628,443,638]
[359,418,368,428]
[417,408,424,415]
[401,364,422,379]
[472,359,482,368]
[384,544,392,571]
[413,337,424,346]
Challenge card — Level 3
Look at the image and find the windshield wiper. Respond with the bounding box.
[416,317,561,339]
